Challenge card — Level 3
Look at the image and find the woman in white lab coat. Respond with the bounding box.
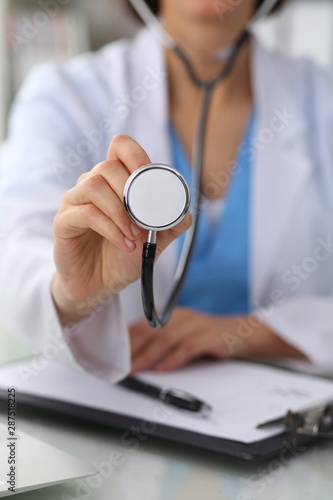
[0,0,333,382]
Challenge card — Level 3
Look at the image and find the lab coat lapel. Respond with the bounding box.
[250,41,313,304]
[125,29,177,304]
[126,29,171,165]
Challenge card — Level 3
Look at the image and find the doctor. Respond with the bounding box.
[0,0,333,382]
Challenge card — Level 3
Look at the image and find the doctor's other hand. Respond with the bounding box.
[129,307,307,373]
[51,135,192,325]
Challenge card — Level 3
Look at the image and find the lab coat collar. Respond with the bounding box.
[126,29,313,305]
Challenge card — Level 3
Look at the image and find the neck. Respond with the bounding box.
[161,0,253,58]
[161,3,253,106]
[166,40,252,109]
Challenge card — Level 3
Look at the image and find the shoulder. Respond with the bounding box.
[254,40,333,104]
[12,28,160,131]
[16,37,134,105]
[253,40,333,197]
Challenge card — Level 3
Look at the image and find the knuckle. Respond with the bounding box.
[183,340,199,357]
[53,211,62,233]
[95,160,127,185]
[112,199,126,218]
[143,353,155,365]
[61,189,71,204]
[53,206,68,234]
[93,161,112,176]
[77,172,89,185]
[82,204,98,222]
[105,218,117,237]
[84,174,106,193]
[111,134,130,147]
[159,334,175,349]
[125,147,148,166]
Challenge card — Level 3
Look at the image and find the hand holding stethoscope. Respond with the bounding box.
[52,0,279,329]
[52,137,191,323]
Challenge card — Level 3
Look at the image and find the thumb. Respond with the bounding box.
[155,211,192,256]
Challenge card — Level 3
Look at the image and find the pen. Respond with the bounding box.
[118,376,212,418]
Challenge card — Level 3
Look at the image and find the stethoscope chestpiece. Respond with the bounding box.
[123,163,191,233]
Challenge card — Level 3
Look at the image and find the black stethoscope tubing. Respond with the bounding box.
[141,29,251,328]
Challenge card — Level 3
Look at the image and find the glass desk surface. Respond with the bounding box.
[1,328,333,500]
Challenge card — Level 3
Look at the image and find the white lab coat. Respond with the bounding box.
[1,28,333,382]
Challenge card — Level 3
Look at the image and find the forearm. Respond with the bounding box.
[221,315,308,360]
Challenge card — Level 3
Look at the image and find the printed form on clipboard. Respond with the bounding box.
[0,359,333,444]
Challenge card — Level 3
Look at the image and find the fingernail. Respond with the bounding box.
[130,223,141,237]
[124,237,136,250]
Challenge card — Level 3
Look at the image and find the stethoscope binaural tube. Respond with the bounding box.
[126,0,281,328]
[123,164,191,328]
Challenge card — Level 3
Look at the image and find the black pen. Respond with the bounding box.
[118,376,212,418]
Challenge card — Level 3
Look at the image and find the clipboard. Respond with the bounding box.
[1,358,333,461]
[0,386,314,461]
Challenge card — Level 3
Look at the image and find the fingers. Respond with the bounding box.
[107,134,151,173]
[66,164,143,243]
[64,134,191,256]
[54,203,137,252]
[129,319,156,357]
[153,333,222,372]
[131,330,185,373]
[130,309,197,373]
[58,157,148,251]
[78,159,130,199]
[130,308,230,373]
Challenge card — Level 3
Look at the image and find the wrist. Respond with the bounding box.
[51,272,84,325]
[219,315,307,360]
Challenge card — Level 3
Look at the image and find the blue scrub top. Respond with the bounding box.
[169,111,256,316]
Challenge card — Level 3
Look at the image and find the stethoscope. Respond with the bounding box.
[124,0,280,329]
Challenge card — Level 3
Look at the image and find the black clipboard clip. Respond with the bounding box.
[257,401,333,437]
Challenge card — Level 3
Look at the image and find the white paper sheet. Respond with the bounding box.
[0,359,333,444]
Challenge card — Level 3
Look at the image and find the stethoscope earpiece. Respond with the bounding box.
[123,164,190,232]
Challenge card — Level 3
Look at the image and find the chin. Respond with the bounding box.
[182,0,237,20]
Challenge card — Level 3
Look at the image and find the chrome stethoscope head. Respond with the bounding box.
[123,163,191,234]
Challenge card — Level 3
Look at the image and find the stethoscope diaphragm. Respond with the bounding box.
[123,164,191,232]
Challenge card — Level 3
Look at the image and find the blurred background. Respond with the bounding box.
[0,0,333,142]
